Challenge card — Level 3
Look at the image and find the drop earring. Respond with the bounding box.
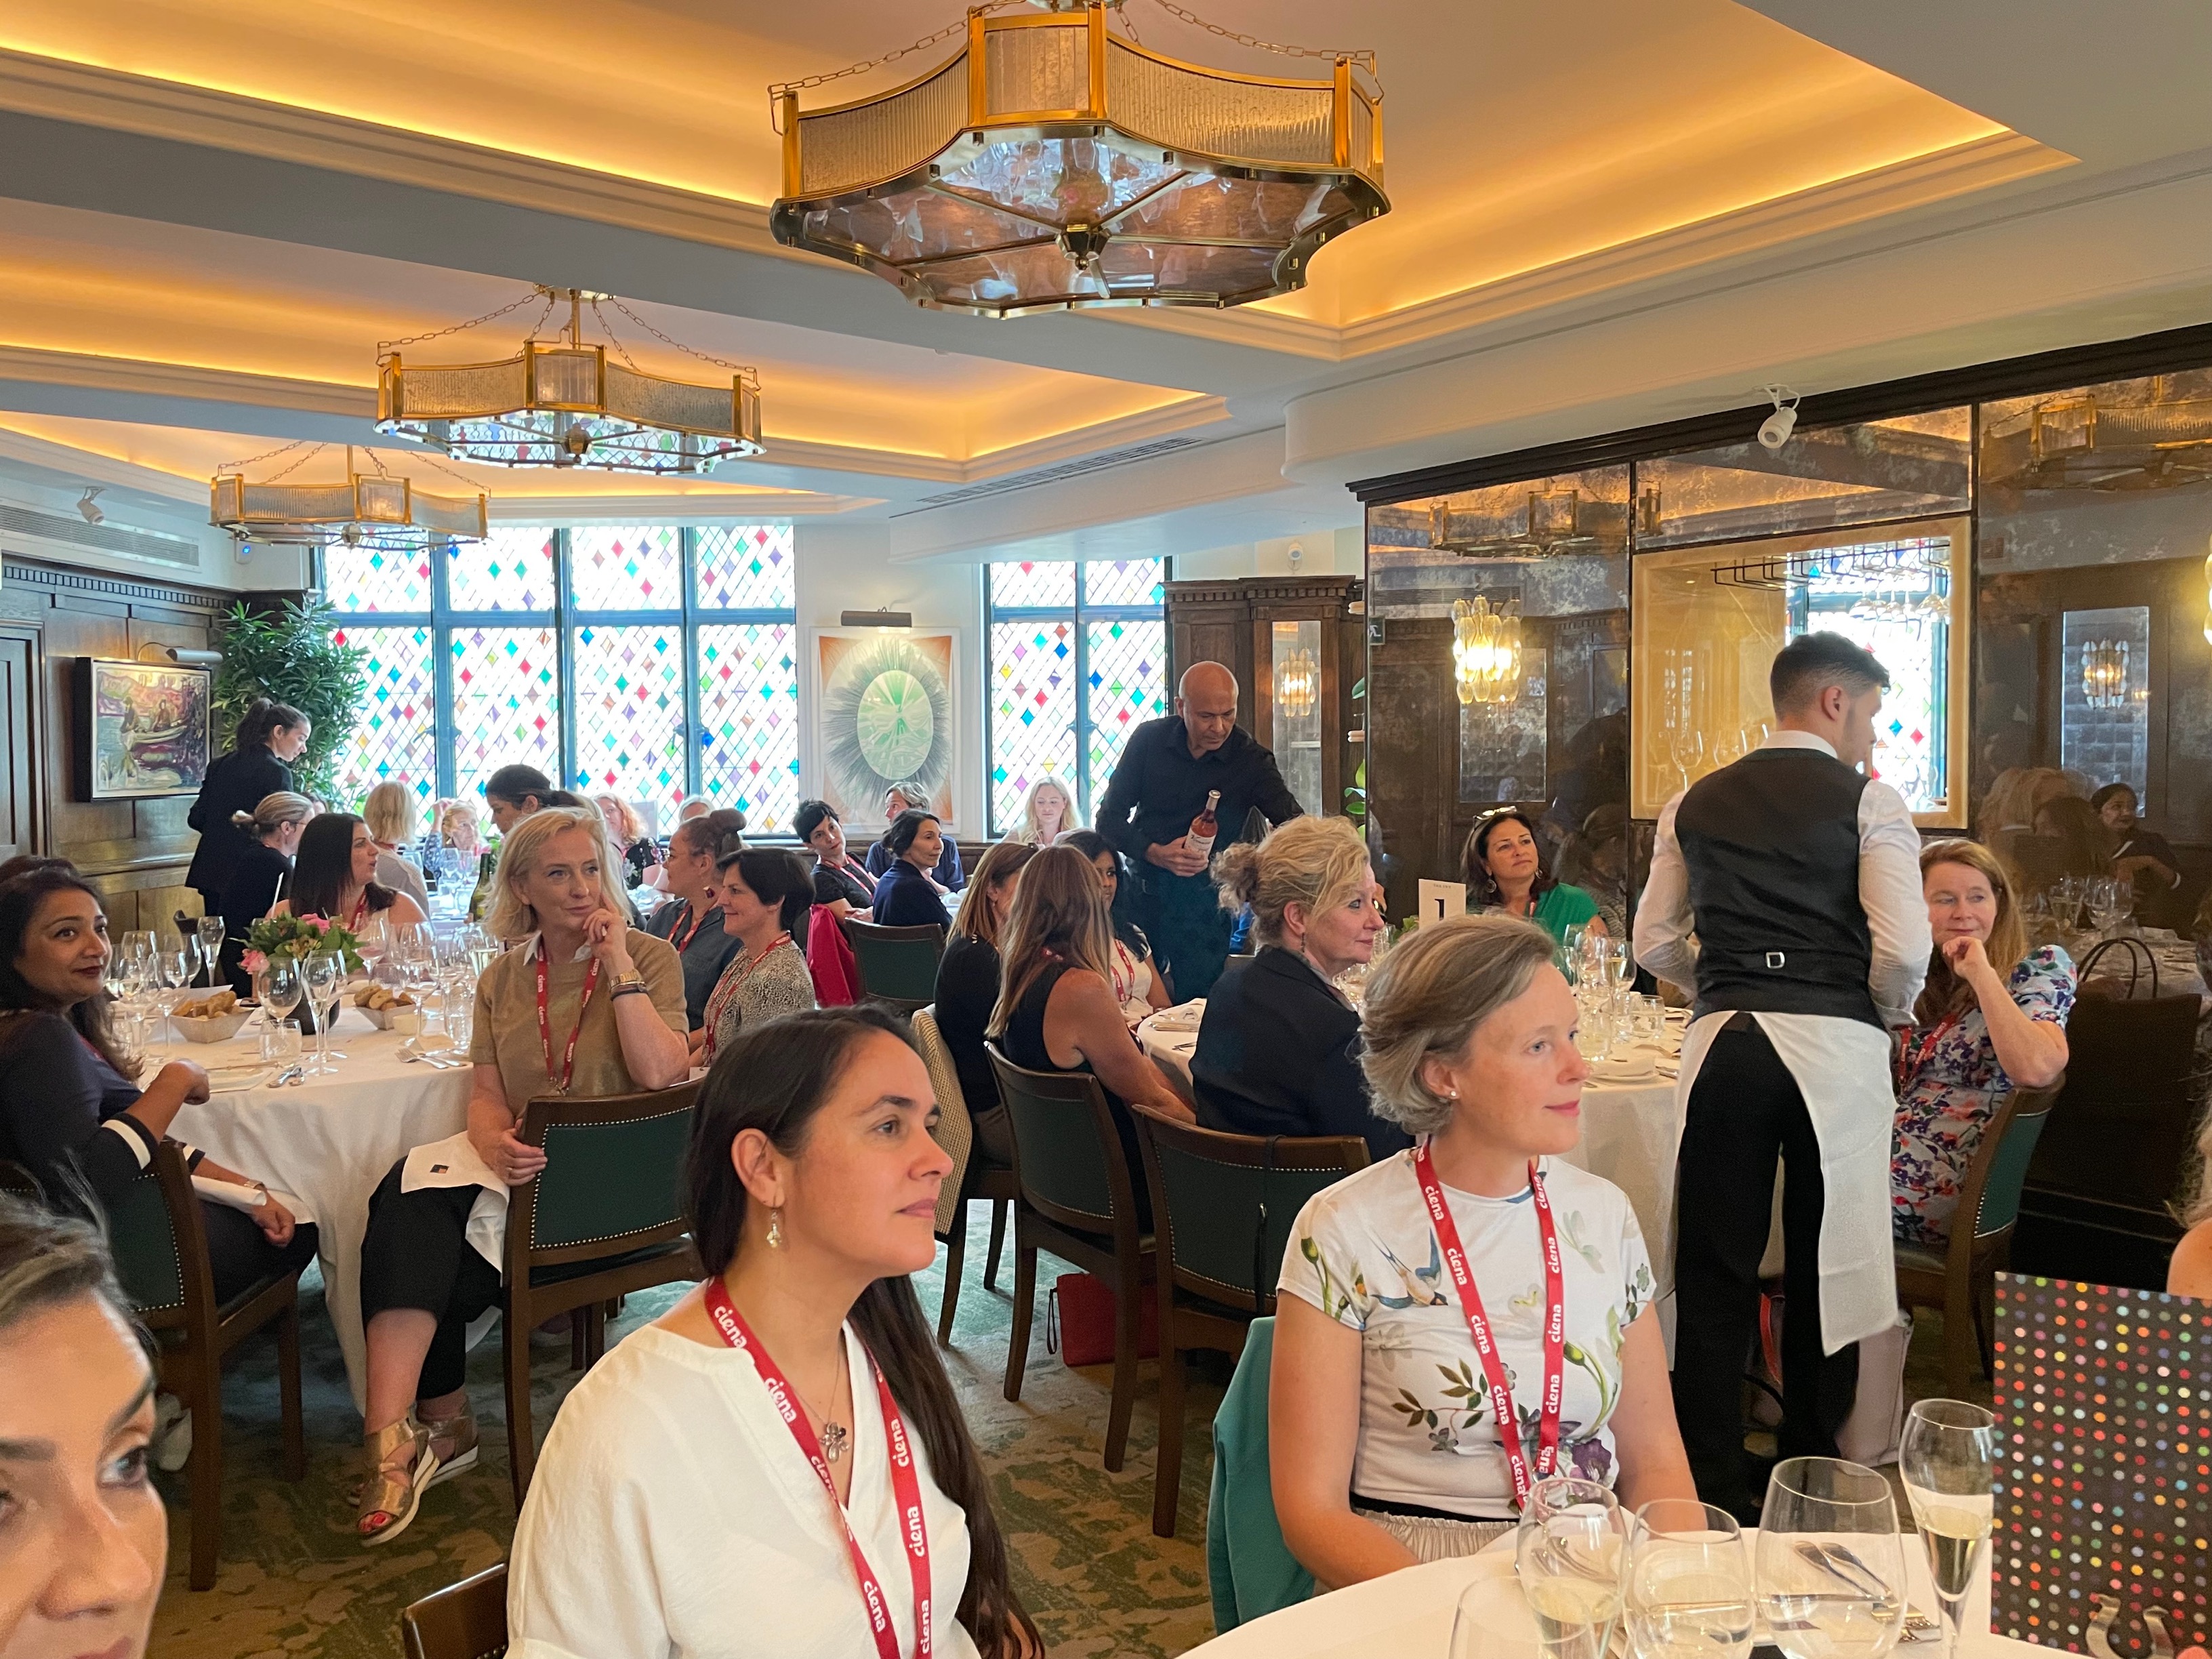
[766,1208,784,1250]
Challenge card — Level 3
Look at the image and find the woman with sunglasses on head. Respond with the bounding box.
[1461,808,1603,949]
[508,1007,1042,1659]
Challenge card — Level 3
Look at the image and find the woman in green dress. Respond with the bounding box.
[1461,808,1604,948]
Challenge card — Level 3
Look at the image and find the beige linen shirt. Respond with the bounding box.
[470,928,687,1104]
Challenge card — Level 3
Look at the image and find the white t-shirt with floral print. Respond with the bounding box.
[1277,1151,1656,1521]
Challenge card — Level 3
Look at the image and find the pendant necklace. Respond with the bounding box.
[790,1343,852,1461]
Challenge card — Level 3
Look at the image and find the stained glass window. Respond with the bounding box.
[991,619,1080,828]
[324,544,434,614]
[697,622,802,832]
[696,524,797,611]
[447,527,558,612]
[1085,617,1167,797]
[568,525,682,611]
[571,624,688,823]
[331,624,437,802]
[988,560,1078,610]
[449,625,561,802]
[1081,559,1166,608]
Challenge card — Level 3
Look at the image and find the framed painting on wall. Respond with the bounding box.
[72,657,213,801]
[809,628,962,833]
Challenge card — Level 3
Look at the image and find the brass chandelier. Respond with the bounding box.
[209,443,487,551]
[376,287,764,474]
[769,0,1388,317]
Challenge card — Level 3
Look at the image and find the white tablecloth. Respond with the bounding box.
[167,1006,472,1414]
[1186,1527,2036,1659]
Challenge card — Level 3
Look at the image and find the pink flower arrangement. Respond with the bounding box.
[243,910,363,972]
[240,948,267,974]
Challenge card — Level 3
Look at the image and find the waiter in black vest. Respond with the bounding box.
[1633,632,1929,1518]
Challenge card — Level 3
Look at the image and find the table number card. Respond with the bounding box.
[1992,1273,2209,1656]
[1416,880,1468,927]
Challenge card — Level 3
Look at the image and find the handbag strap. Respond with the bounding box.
[2078,935,2159,999]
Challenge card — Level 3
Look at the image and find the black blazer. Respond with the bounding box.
[933,933,1004,1121]
[185,744,293,897]
[1191,946,1411,1164]
[873,860,949,930]
[218,841,293,995]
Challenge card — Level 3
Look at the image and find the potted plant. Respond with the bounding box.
[241,912,363,1036]
[212,598,369,805]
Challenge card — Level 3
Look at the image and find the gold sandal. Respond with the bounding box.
[421,1404,479,1488]
[357,1415,439,1547]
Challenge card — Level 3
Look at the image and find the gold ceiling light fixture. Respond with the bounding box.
[1451,596,1522,706]
[1274,645,1317,719]
[375,286,763,474]
[766,0,1387,318]
[209,442,487,551]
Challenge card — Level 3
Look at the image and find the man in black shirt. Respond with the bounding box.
[1094,661,1302,998]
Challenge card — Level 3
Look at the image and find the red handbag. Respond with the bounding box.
[1047,1272,1158,1367]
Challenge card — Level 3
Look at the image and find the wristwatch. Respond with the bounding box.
[610,971,650,998]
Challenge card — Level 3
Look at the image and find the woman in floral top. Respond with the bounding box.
[1272,914,1692,1581]
[1893,840,2072,1248]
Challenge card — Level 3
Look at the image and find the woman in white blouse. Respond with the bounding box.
[508,1005,1040,1659]
[1271,913,1694,1579]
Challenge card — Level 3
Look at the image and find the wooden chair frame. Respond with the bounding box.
[987,1042,1155,1473]
[1136,1116,1368,1538]
[401,1561,509,1659]
[502,1084,702,1507]
[840,917,945,1015]
[912,1006,1016,1346]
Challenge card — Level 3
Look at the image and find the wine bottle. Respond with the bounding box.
[466,848,497,922]
[1187,790,1222,859]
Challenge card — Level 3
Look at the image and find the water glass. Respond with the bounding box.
[196,914,226,985]
[1755,1458,1907,1659]
[260,1019,302,1068]
[1626,1500,1753,1659]
[1517,1477,1628,1659]
[1451,1576,1542,1659]
[1899,1401,1996,1659]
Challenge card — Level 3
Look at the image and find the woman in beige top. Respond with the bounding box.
[353,806,687,1547]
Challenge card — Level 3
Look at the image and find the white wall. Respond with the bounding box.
[1173,527,1364,581]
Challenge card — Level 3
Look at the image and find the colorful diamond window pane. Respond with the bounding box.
[1084,618,1167,799]
[989,619,1078,832]
[445,526,556,612]
[324,544,433,615]
[696,525,797,611]
[449,625,560,802]
[989,560,1076,609]
[330,624,436,806]
[568,525,682,612]
[697,623,800,834]
[571,625,688,827]
[1080,559,1166,609]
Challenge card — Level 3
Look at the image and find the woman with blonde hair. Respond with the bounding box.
[352,806,687,1546]
[932,839,1039,1160]
[1271,914,1690,1578]
[1016,777,1074,847]
[439,799,483,859]
[1190,816,1406,1161]
[1892,838,2073,1247]
[361,780,432,917]
[217,789,313,991]
[592,791,661,891]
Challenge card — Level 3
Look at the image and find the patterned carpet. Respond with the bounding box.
[147,1206,1981,1657]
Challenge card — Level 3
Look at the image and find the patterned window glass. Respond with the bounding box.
[446,526,558,612]
[697,622,802,832]
[696,524,797,611]
[989,619,1080,830]
[570,624,689,823]
[331,624,437,805]
[988,560,1078,610]
[1800,535,1953,815]
[449,624,560,801]
[324,544,434,615]
[1080,559,1166,608]
[1084,617,1168,798]
[568,525,683,612]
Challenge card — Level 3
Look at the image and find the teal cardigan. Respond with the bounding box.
[1206,1317,1315,1633]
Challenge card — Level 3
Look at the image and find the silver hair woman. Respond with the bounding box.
[1268,913,1694,1580]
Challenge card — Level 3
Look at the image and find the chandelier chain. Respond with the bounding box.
[376,287,554,361]
[598,296,760,385]
[766,1,1025,127]
[1141,0,1379,88]
[216,436,321,477]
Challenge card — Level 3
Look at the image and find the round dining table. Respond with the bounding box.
[1185,1526,2036,1659]
[164,1006,474,1414]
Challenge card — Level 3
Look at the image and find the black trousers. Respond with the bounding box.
[203,1204,318,1305]
[1671,1019,1860,1514]
[359,1161,503,1403]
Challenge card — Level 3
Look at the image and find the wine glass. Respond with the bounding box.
[1516,1477,1628,1659]
[1899,1401,1996,1659]
[1755,1458,1907,1659]
[304,951,344,1071]
[262,956,304,1061]
[1626,1500,1753,1659]
[356,909,390,977]
[195,915,226,986]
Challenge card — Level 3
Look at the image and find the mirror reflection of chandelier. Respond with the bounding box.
[1451,596,1521,705]
[768,1,1387,318]
[1275,647,1318,719]
[209,443,487,551]
[376,287,764,474]
[2081,638,2130,708]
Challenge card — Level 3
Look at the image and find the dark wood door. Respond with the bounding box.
[0,628,37,863]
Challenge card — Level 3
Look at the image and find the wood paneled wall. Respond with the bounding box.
[0,556,228,933]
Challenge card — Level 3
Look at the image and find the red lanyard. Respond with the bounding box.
[668,901,707,953]
[703,1280,931,1659]
[348,891,369,930]
[1896,1012,1961,1093]
[533,947,602,1095]
[1410,1143,1566,1511]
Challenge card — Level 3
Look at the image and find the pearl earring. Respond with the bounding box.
[766,1208,784,1250]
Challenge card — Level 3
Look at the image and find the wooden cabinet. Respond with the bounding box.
[1164,575,1364,821]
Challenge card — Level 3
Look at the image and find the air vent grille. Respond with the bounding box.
[0,503,200,568]
[905,437,1202,510]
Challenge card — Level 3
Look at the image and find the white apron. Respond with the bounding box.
[1671,1010,1898,1355]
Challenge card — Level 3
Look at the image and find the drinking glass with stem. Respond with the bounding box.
[1517,1476,1629,1659]
[1899,1401,1996,1659]
[302,951,345,1073]
[195,914,226,987]
[1626,1499,1753,1659]
[1755,1457,1908,1659]
[262,956,305,1061]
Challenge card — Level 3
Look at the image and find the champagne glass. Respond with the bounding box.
[195,915,225,986]
[1626,1500,1753,1659]
[1517,1477,1629,1659]
[1899,1401,1996,1659]
[304,951,344,1071]
[1755,1458,1907,1659]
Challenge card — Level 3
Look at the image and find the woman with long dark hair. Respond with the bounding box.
[931,838,1038,1161]
[1460,806,1603,948]
[274,813,426,936]
[508,1006,1041,1658]
[185,696,310,911]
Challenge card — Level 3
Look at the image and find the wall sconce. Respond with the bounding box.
[2081,638,2129,708]
[1452,596,1522,705]
[1275,647,1319,720]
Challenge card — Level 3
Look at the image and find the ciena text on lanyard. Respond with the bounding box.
[703,1280,933,1659]
[1410,1142,1566,1511]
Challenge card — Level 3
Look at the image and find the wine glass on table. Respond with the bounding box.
[1900,1401,1996,1659]
[1517,1477,1629,1659]
[1626,1499,1753,1659]
[262,957,305,1070]
[1755,1458,1907,1659]
[304,950,345,1071]
[197,914,226,987]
